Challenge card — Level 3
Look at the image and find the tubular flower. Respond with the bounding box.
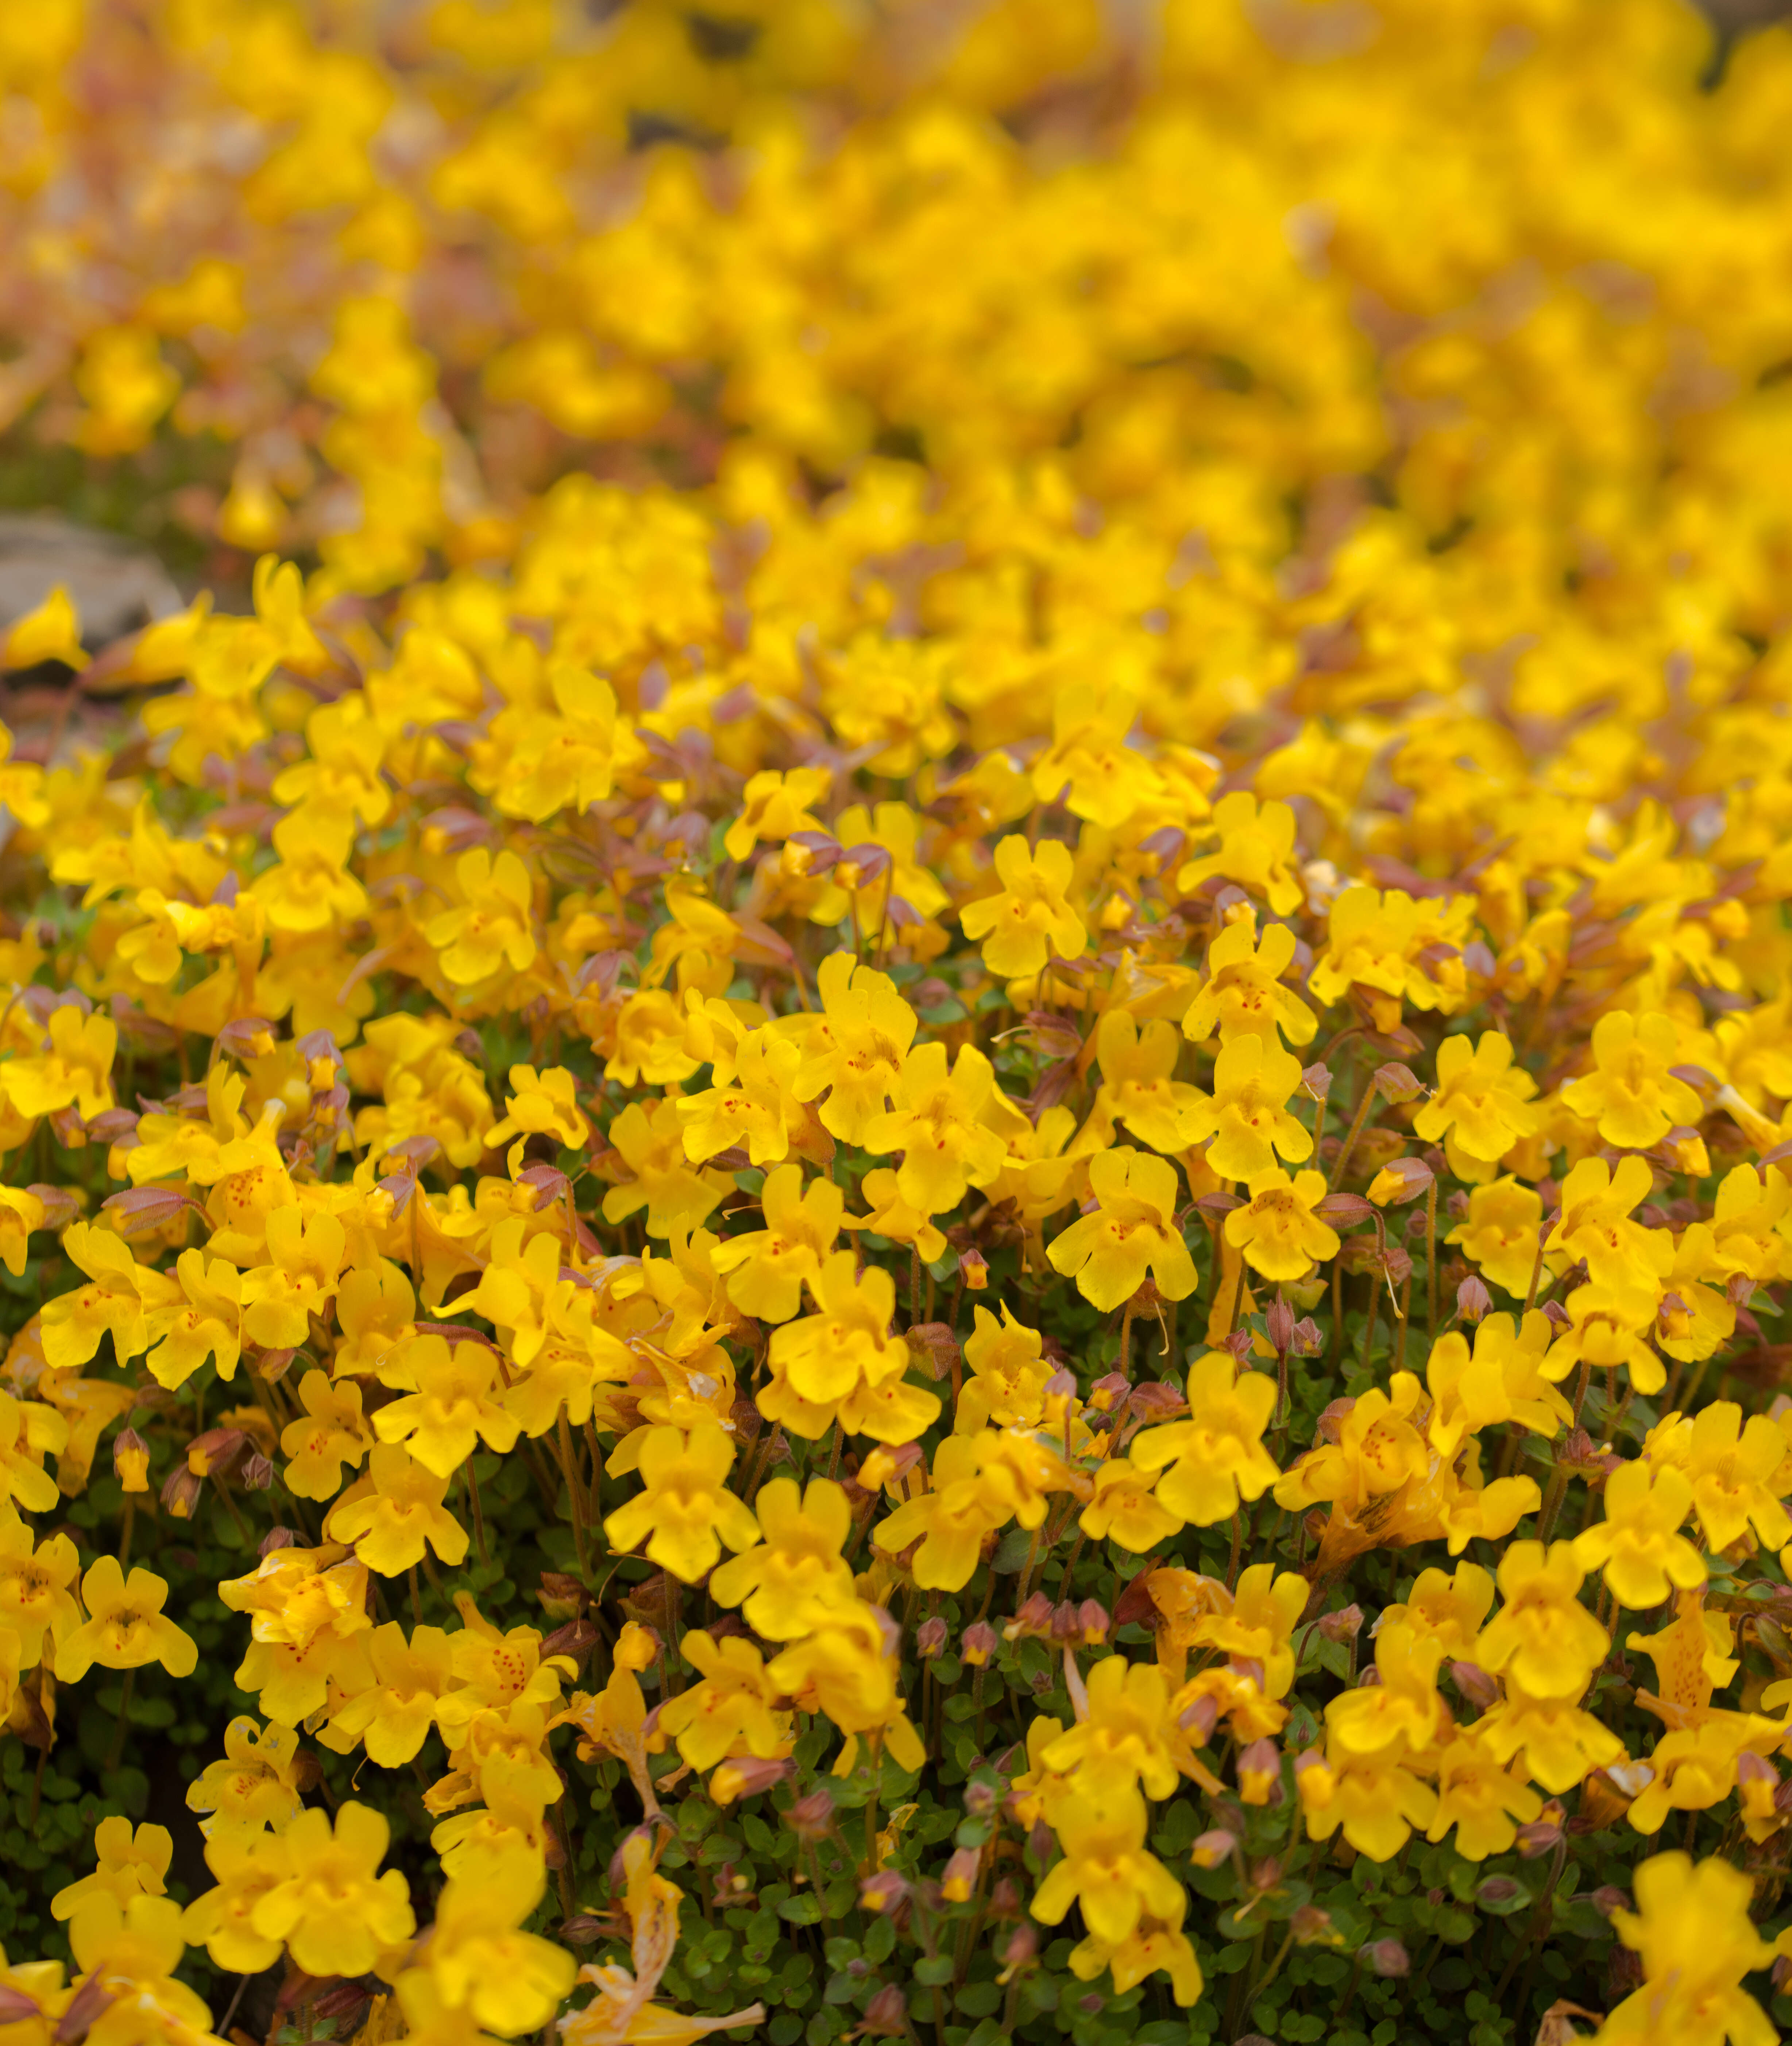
[1446,1177,1544,1298]
[1602,1853,1775,2046]
[1224,1167,1339,1283]
[1029,1780,1186,1945]
[1047,1146,1196,1311]
[602,1422,761,1584]
[709,1163,844,1322]
[1572,1460,1707,1610]
[1411,1030,1540,1182]
[1128,1353,1278,1526]
[1086,1010,1204,1154]
[325,1443,470,1575]
[1424,1738,1545,1862]
[1181,1033,1313,1180]
[244,1802,416,1980]
[1181,917,1317,1049]
[1561,1010,1704,1151]
[708,1476,855,1639]
[761,1252,941,1443]
[1475,1543,1608,1702]
[786,953,918,1144]
[959,834,1086,980]
[860,1041,1008,1216]
[655,1632,792,1772]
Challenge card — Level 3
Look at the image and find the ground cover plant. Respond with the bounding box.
[3,2,1792,2044]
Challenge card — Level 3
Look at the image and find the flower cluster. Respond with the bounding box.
[4,6,1792,2046]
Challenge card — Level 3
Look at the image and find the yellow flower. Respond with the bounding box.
[656,1631,792,1772]
[280,1368,376,1500]
[724,766,830,863]
[1224,1166,1339,1284]
[372,1334,521,1477]
[249,1802,416,1979]
[55,1557,197,1684]
[1274,1375,1428,1517]
[1178,794,1305,918]
[708,1475,855,1640]
[761,1251,941,1443]
[1561,1010,1703,1152]
[1445,1177,1543,1297]
[424,847,537,985]
[1078,1458,1183,1553]
[1180,917,1316,1049]
[1425,1309,1570,1458]
[1324,1621,1447,1760]
[0,1004,116,1123]
[1047,1146,1196,1311]
[1041,1658,1179,1799]
[1543,1153,1670,1307]
[325,1622,456,1766]
[872,1433,1014,1592]
[1604,1853,1774,2046]
[602,1422,761,1584]
[765,1597,926,1773]
[1030,1780,1187,1944]
[50,1818,172,1922]
[185,1716,307,1835]
[1086,1010,1205,1153]
[957,1304,1052,1433]
[1307,885,1476,1033]
[1183,1032,1313,1180]
[1300,1747,1437,1863]
[485,1063,589,1151]
[1423,1737,1543,1862]
[1475,1542,1607,1702]
[710,1163,843,1322]
[600,1096,731,1239]
[785,952,918,1144]
[959,834,1086,980]
[1128,1353,1278,1526]
[1411,1030,1540,1182]
[1573,1460,1706,1611]
[0,1502,81,1662]
[676,1024,804,1168]
[326,1443,470,1575]
[1668,1401,1792,1553]
[860,1040,1008,1216]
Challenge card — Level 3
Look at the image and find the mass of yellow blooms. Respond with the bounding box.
[5,3,1792,2045]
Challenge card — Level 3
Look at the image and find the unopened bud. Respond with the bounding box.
[1515,1803,1566,1857]
[1078,1598,1110,1642]
[941,1846,980,1903]
[959,1246,989,1291]
[1590,1885,1629,1919]
[1237,1738,1281,1806]
[1266,1295,1295,1353]
[856,1984,909,2037]
[916,1615,948,1657]
[1191,1828,1237,1869]
[1290,1904,1336,1946]
[113,1427,150,1494]
[785,1788,835,1842]
[1316,1603,1363,1644]
[858,1872,909,1915]
[1366,1938,1409,1978]
[1449,1661,1499,1709]
[1000,1922,1039,1971]
[961,1621,998,1667]
[710,1755,791,1805]
[989,1877,1021,1920]
[1373,1062,1424,1104]
[1456,1274,1492,1324]
[1003,1592,1054,1641]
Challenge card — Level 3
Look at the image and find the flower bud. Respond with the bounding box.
[1316,1603,1363,1645]
[1190,1827,1236,1869]
[710,1755,791,1805]
[941,1846,980,1902]
[858,1871,909,1915]
[113,1427,150,1494]
[614,1621,660,1671]
[1448,1660,1499,1709]
[1003,1592,1054,1641]
[999,1922,1038,1973]
[1366,1938,1409,1978]
[959,1246,989,1290]
[1290,1904,1337,1946]
[961,1621,998,1667]
[159,1464,202,1519]
[1515,1802,1566,1857]
[963,1779,998,1819]
[1456,1274,1492,1323]
[1266,1294,1295,1353]
[1373,1062,1423,1104]
[916,1615,948,1658]
[1237,1738,1281,1806]
[785,1787,835,1841]
[855,1985,909,2038]
[989,1877,1022,1920]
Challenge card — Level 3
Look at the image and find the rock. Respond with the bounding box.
[0,514,182,649]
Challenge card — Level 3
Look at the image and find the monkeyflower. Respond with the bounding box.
[1031,1779,1186,1945]
[422,1854,579,2034]
[1178,793,1306,917]
[656,1632,792,1772]
[50,1818,172,1921]
[326,1443,470,1575]
[1561,1009,1703,1152]
[1128,1352,1278,1525]
[1181,915,1316,1047]
[323,1623,456,1766]
[55,1557,197,1683]
[724,765,830,862]
[247,1802,415,1979]
[1087,1010,1205,1153]
[1411,1029,1540,1181]
[1224,1167,1339,1283]
[959,833,1086,979]
[423,846,537,985]
[1445,1176,1544,1298]
[1183,1033,1313,1179]
[0,1505,81,1664]
[602,1421,761,1584]
[1602,1852,1775,2046]
[710,1162,844,1322]
[485,1062,589,1151]
[786,951,918,1143]
[1048,1146,1196,1311]
[279,1369,376,1500]
[1274,1375,1428,1517]
[1078,1457,1183,1552]
[1041,1658,1180,1799]
[1424,1738,1544,1862]
[185,1717,308,1834]
[859,1041,1007,1215]
[761,1252,941,1443]
[1475,1542,1608,1701]
[1573,1460,1707,1610]
[709,1476,856,1639]
[1300,1746,1438,1863]
[372,1334,521,1476]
